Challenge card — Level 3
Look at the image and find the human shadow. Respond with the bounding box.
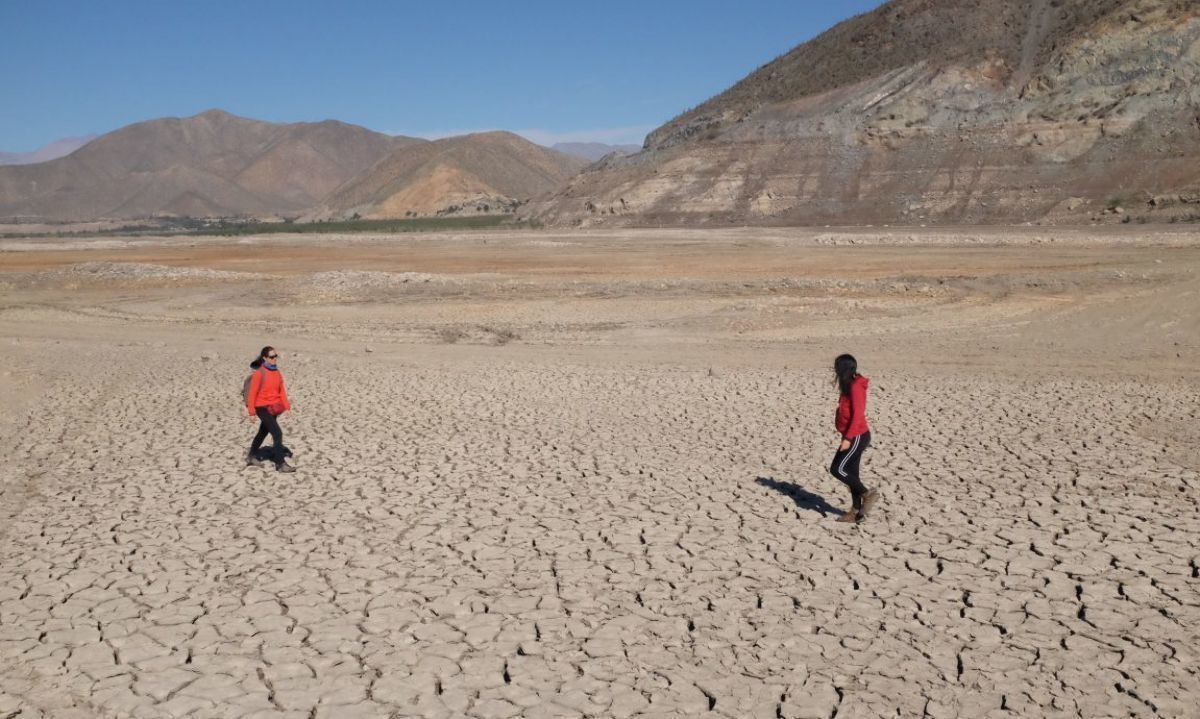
[755,476,843,517]
[249,444,293,462]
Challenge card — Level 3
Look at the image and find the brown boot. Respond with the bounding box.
[859,489,879,519]
[835,508,859,523]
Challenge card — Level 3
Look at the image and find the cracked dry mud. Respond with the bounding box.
[0,228,1198,718]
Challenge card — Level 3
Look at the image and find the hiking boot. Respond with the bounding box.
[275,462,297,473]
[835,508,859,523]
[246,451,262,467]
[860,489,880,519]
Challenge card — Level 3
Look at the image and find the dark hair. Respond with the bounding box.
[250,345,274,369]
[833,354,858,396]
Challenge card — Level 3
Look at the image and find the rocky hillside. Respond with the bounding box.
[316,132,587,219]
[534,0,1200,226]
[0,110,420,220]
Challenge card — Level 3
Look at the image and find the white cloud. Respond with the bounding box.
[390,125,654,147]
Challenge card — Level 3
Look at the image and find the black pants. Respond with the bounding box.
[251,407,285,465]
[830,432,871,508]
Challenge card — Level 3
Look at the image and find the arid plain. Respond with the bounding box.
[1,227,1198,718]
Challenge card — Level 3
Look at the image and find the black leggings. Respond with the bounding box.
[830,432,871,508]
[251,407,285,465]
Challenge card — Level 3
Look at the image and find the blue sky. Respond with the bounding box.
[1,1,885,152]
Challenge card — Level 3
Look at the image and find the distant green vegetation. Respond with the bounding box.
[1,215,541,239]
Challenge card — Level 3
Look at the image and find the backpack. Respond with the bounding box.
[241,366,265,404]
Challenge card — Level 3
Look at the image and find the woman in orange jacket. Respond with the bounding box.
[245,346,295,472]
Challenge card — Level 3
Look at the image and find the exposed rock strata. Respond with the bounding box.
[535,0,1200,226]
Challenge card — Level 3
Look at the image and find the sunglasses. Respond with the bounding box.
[267,354,279,359]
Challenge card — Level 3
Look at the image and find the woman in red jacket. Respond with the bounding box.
[830,354,877,523]
[245,346,295,473]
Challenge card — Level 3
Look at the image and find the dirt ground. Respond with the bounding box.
[1,227,1197,718]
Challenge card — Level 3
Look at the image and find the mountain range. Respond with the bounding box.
[0,111,416,220]
[3,0,1198,226]
[0,111,583,222]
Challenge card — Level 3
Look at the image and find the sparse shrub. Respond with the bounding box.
[483,326,519,345]
[437,327,467,344]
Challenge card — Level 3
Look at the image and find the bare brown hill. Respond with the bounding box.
[534,0,1200,226]
[0,110,421,221]
[315,132,587,219]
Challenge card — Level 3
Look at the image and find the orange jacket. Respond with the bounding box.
[246,367,291,415]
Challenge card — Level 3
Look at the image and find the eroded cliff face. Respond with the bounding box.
[535,0,1200,226]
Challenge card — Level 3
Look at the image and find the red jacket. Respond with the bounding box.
[835,375,869,439]
[246,366,291,415]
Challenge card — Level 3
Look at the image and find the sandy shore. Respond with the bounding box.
[1,227,1197,718]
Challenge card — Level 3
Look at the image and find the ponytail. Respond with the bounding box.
[834,354,858,396]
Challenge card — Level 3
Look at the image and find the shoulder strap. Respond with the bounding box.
[246,366,268,396]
